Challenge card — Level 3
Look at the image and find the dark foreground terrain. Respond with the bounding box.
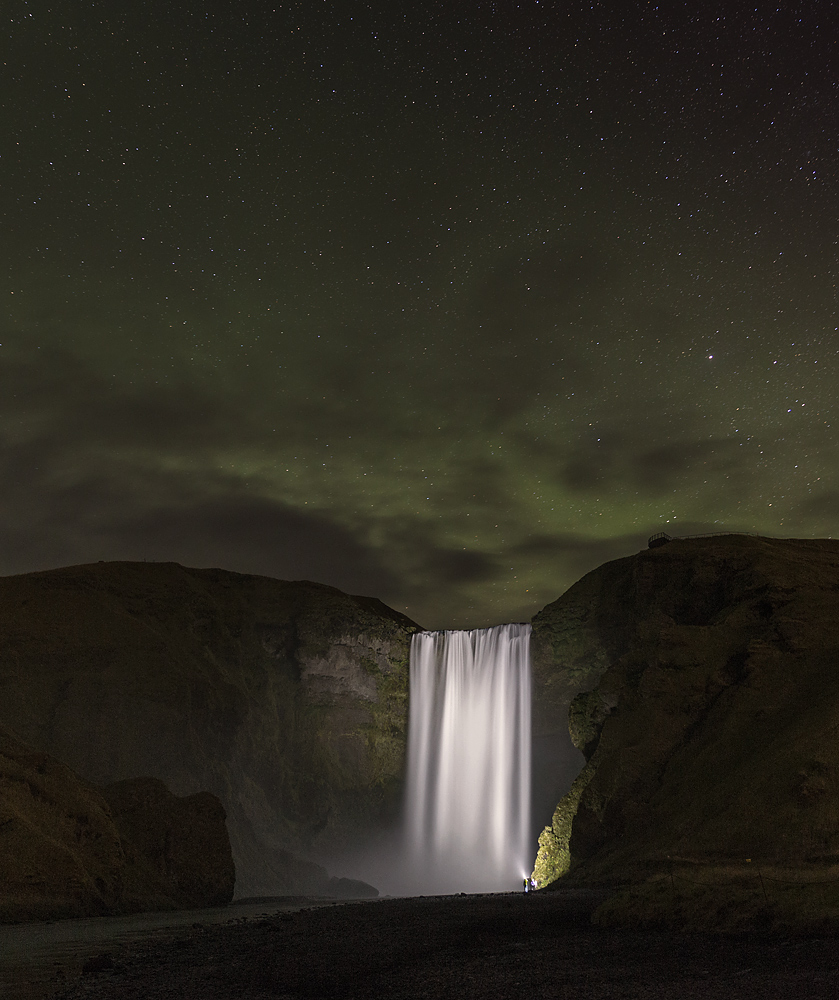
[7,890,839,999]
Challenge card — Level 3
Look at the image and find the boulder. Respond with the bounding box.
[0,725,233,922]
[327,876,379,898]
[101,777,235,909]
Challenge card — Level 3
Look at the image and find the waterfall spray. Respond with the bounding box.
[403,623,531,894]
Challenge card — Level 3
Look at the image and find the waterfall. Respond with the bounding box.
[403,623,531,894]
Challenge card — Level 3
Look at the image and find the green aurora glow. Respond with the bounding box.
[3,4,837,626]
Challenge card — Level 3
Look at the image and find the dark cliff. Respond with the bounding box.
[532,535,839,928]
[0,561,420,896]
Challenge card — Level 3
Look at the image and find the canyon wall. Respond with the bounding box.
[0,561,419,896]
[532,536,839,909]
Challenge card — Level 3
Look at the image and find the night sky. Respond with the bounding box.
[4,3,837,628]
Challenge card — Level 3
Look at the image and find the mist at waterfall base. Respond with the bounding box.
[327,624,584,897]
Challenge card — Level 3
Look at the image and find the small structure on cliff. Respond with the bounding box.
[648,529,758,548]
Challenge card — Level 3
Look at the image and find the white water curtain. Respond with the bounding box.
[404,623,531,893]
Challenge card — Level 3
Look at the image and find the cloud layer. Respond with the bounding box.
[2,6,836,626]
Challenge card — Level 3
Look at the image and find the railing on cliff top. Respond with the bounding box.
[648,530,759,549]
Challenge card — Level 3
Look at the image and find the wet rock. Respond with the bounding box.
[327,876,379,898]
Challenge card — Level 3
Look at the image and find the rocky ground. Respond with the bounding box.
[7,890,839,999]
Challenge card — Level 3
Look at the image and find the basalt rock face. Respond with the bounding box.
[0,561,420,897]
[0,726,233,921]
[533,535,839,891]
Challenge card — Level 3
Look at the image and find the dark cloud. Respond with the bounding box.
[2,6,837,626]
[632,438,743,494]
[1,346,249,452]
[476,243,612,329]
[510,530,648,581]
[560,453,612,493]
[100,495,403,600]
[786,491,839,536]
[554,431,746,499]
[414,546,499,587]
[0,454,400,601]
[0,347,401,597]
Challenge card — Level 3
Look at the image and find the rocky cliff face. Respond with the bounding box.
[0,726,233,921]
[0,561,420,896]
[528,557,636,840]
[533,535,839,900]
[530,551,638,735]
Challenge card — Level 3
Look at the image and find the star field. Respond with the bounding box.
[3,2,838,626]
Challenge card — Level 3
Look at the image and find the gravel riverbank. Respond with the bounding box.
[6,889,839,999]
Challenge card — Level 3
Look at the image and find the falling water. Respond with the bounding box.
[403,623,531,894]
